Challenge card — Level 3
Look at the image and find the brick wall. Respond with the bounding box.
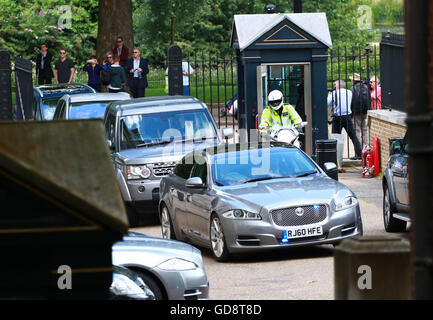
[368,116,407,173]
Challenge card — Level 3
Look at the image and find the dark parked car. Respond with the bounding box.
[103,96,233,226]
[33,83,96,120]
[382,133,409,232]
[159,142,363,261]
[53,92,131,120]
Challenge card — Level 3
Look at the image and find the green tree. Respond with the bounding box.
[0,0,98,64]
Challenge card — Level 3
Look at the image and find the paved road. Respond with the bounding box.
[132,167,404,300]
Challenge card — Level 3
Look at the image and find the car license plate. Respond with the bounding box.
[285,226,323,239]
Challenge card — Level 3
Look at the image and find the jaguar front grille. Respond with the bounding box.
[271,205,327,227]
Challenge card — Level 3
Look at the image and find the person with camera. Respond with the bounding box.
[83,55,102,92]
[327,80,362,159]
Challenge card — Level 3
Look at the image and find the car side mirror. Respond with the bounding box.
[185,177,205,188]
[222,127,234,139]
[323,162,337,174]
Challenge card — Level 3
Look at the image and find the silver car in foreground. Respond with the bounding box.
[159,142,363,261]
[112,231,209,300]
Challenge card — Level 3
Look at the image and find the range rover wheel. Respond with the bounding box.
[383,185,407,232]
[125,202,139,227]
[210,214,231,262]
[160,204,176,240]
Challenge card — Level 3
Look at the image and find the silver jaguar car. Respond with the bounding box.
[159,142,363,261]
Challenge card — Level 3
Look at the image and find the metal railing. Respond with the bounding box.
[327,44,381,159]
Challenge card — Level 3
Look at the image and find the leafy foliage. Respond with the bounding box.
[0,0,98,64]
[0,0,403,67]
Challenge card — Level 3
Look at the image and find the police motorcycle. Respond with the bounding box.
[269,121,308,148]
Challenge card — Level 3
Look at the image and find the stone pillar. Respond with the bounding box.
[334,235,411,299]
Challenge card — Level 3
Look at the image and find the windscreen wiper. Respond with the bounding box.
[295,170,318,178]
[175,136,217,143]
[243,175,294,184]
[135,140,173,148]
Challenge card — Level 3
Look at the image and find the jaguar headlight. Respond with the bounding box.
[125,165,151,180]
[335,196,358,211]
[222,210,261,220]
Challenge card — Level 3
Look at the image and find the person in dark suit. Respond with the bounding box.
[36,43,54,85]
[124,48,149,98]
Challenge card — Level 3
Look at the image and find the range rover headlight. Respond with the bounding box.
[335,196,358,211]
[125,165,151,180]
[222,210,261,220]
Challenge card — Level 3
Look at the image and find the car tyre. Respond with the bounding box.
[160,204,176,240]
[135,271,165,300]
[125,202,139,228]
[210,214,231,262]
[383,185,407,232]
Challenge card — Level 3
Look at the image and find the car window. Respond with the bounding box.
[191,158,208,184]
[54,100,66,120]
[41,98,60,120]
[174,156,194,180]
[33,96,41,120]
[69,101,112,120]
[118,109,217,150]
[105,112,116,145]
[211,147,317,186]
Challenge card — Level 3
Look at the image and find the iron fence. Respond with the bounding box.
[184,52,238,134]
[327,44,381,159]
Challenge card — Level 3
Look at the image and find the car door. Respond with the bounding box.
[170,156,195,236]
[391,153,407,206]
[185,156,213,244]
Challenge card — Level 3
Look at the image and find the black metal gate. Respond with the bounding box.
[0,50,12,121]
[15,56,34,120]
[380,32,405,111]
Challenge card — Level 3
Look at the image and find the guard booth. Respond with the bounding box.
[231,13,332,156]
[0,120,128,299]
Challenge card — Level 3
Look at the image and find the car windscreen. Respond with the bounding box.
[41,98,60,120]
[69,101,111,119]
[211,147,318,186]
[119,109,217,150]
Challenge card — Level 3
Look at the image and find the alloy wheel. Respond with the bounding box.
[210,217,225,258]
[161,206,171,239]
[384,188,390,226]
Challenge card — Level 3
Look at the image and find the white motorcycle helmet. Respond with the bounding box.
[268,90,284,111]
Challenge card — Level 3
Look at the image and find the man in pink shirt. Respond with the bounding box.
[370,76,381,110]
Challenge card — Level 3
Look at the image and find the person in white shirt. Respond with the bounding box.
[327,80,362,158]
[165,61,194,95]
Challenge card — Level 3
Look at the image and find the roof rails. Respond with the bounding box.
[37,84,91,95]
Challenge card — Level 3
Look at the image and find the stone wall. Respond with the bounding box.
[368,109,407,173]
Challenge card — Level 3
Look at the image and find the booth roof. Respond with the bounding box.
[232,13,333,51]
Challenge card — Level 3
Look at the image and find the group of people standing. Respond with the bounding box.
[327,73,382,159]
[35,36,149,98]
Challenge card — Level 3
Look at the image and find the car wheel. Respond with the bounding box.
[135,271,165,300]
[160,204,176,240]
[210,214,231,262]
[383,185,407,232]
[125,202,139,228]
